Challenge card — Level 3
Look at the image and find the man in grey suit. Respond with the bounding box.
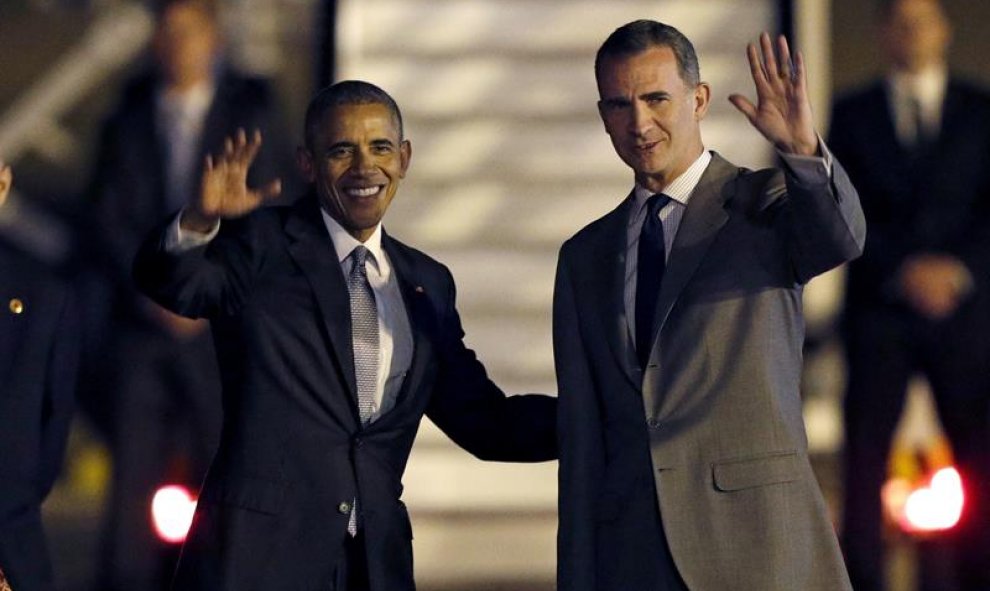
[554,20,864,590]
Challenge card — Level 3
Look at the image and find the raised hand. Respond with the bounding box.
[182,129,282,233]
[729,32,818,156]
[0,161,11,207]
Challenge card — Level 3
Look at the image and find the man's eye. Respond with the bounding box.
[603,102,629,112]
[371,145,393,155]
[328,148,352,159]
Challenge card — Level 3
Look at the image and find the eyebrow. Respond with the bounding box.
[600,91,672,108]
[325,138,396,152]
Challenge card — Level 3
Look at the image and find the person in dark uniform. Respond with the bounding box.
[0,163,78,591]
[85,0,293,588]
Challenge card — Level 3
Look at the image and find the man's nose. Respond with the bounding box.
[629,102,654,137]
[352,148,375,174]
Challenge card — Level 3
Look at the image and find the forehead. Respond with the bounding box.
[159,2,214,26]
[597,46,686,96]
[314,102,401,144]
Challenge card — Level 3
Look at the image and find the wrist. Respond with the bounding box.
[180,208,220,234]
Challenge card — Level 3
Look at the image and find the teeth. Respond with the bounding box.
[346,186,380,197]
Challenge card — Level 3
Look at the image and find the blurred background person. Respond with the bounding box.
[82,0,293,588]
[829,0,990,589]
[0,162,78,591]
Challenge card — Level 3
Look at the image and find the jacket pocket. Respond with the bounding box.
[200,474,287,515]
[712,451,801,492]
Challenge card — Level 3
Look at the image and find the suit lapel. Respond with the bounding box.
[284,195,359,404]
[589,197,641,389]
[646,154,732,361]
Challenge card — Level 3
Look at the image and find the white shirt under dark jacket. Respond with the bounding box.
[165,209,414,423]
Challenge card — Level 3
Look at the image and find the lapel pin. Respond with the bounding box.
[415,286,424,294]
[9,298,24,314]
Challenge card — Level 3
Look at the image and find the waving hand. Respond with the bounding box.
[729,33,819,156]
[181,129,282,233]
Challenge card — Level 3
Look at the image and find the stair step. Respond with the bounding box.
[339,0,774,57]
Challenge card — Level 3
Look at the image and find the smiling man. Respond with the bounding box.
[554,20,864,591]
[133,80,556,591]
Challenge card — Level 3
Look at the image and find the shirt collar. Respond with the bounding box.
[888,64,948,109]
[631,149,712,215]
[319,207,386,273]
[157,79,216,121]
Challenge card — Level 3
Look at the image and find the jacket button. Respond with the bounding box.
[338,501,352,514]
[646,418,661,429]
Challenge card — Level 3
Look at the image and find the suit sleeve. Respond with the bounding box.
[553,247,603,591]
[132,215,260,319]
[425,267,557,463]
[776,153,867,284]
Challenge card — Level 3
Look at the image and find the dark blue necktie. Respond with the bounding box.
[636,193,671,368]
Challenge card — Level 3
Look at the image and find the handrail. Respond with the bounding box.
[0,4,152,160]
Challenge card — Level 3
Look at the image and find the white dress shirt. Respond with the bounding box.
[320,210,413,423]
[157,81,215,212]
[888,65,947,146]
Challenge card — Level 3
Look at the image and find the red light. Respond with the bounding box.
[883,467,964,534]
[151,485,197,544]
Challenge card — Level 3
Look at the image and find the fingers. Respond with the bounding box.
[218,128,263,168]
[746,41,769,91]
[748,32,802,87]
[777,35,793,80]
[0,162,12,206]
[759,32,778,82]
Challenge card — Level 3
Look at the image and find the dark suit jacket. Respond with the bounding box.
[89,66,292,323]
[829,79,990,321]
[0,243,77,591]
[554,153,864,591]
[133,193,557,591]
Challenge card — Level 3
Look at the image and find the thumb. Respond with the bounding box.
[258,178,282,202]
[728,94,758,123]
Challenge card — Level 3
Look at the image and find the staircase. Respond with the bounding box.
[335,0,777,585]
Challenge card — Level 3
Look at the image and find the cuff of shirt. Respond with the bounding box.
[777,135,833,185]
[164,209,220,253]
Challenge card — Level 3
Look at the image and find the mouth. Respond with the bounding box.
[635,140,661,153]
[341,184,385,199]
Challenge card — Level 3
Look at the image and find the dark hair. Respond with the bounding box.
[152,0,218,21]
[875,0,944,22]
[304,80,404,149]
[595,20,701,86]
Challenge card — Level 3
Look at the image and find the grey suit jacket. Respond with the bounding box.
[554,153,864,591]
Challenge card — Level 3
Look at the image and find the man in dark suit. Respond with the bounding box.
[86,0,293,587]
[554,20,864,590]
[829,1,990,589]
[0,164,78,591]
[132,80,557,590]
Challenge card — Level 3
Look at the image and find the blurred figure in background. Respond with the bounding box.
[829,0,990,589]
[0,163,78,591]
[84,0,292,588]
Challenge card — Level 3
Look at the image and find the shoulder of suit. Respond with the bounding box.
[216,68,276,101]
[561,198,630,253]
[384,234,451,278]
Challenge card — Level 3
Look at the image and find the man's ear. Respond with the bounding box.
[399,140,412,178]
[693,82,712,121]
[296,146,316,182]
